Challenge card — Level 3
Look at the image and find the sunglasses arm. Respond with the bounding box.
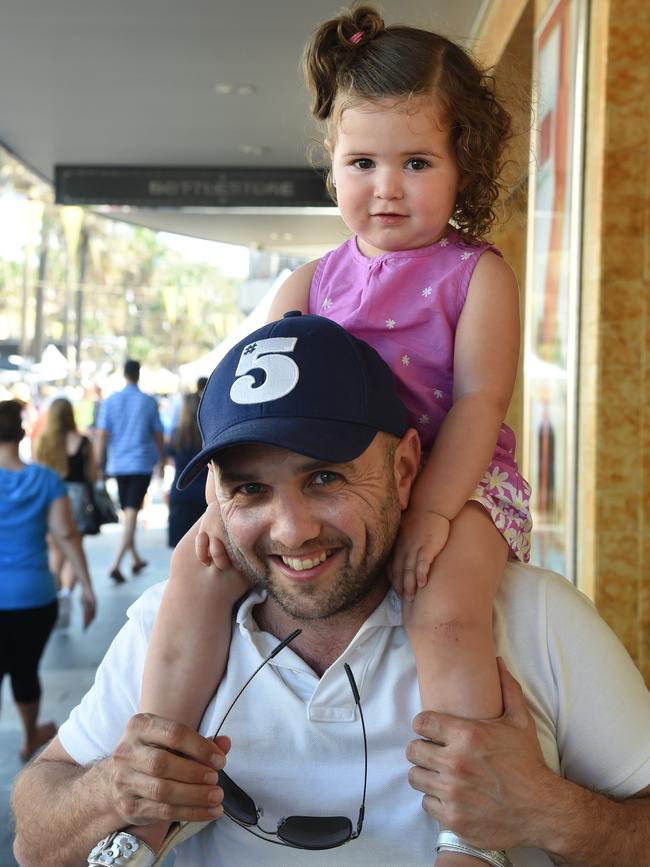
[212,628,302,739]
[344,663,368,839]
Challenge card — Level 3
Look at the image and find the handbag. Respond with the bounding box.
[66,481,100,535]
[91,480,119,526]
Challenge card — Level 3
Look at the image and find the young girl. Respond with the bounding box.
[133,6,531,860]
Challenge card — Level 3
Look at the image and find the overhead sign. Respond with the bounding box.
[55,165,331,208]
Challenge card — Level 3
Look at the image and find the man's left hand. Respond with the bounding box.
[406,657,558,851]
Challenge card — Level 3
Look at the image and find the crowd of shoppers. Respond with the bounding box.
[0,364,207,766]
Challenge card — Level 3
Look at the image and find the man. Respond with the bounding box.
[95,359,165,583]
[12,314,650,867]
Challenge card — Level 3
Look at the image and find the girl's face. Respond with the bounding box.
[327,96,462,258]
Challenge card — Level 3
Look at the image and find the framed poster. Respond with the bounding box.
[523,0,587,581]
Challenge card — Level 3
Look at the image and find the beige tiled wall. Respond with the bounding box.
[578,0,649,682]
[480,0,650,685]
[491,3,534,443]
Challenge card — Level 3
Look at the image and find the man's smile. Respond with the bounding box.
[278,548,337,572]
[266,548,342,583]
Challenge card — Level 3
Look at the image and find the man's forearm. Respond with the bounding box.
[538,778,650,867]
[13,757,119,867]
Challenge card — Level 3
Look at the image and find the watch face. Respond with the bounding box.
[88,831,149,865]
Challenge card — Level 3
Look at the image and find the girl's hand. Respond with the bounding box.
[194,503,252,598]
[195,502,231,568]
[389,507,451,600]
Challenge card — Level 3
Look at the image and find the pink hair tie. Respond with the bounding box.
[349,30,364,44]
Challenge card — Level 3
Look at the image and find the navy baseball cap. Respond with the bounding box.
[176,312,409,489]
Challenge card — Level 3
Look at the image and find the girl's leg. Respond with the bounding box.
[405,504,508,866]
[404,501,507,719]
[126,518,247,852]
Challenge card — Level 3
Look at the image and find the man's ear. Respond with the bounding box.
[393,429,420,510]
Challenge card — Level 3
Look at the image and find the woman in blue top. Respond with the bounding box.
[0,400,96,761]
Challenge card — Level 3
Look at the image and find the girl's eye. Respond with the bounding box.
[312,470,341,486]
[406,158,430,171]
[352,158,374,170]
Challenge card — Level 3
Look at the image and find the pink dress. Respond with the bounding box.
[309,229,532,562]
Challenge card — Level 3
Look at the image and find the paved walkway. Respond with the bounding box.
[1,491,176,866]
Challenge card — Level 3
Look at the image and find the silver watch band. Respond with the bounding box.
[88,831,156,866]
[436,830,515,867]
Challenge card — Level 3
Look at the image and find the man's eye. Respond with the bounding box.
[312,471,341,486]
[405,158,430,171]
[352,158,374,170]
[237,483,265,496]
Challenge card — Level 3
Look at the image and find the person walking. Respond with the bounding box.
[166,392,207,548]
[34,397,97,628]
[94,360,165,584]
[0,400,96,761]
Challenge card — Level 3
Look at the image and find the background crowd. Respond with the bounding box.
[0,363,207,764]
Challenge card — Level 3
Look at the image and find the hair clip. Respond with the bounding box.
[349,30,364,44]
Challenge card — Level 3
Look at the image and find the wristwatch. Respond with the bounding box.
[436,830,515,867]
[87,831,155,866]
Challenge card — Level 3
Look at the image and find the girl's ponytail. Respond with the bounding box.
[303,6,384,120]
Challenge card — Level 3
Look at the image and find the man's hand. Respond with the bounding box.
[389,506,451,600]
[406,658,557,851]
[105,713,230,828]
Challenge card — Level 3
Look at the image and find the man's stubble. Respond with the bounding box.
[220,482,401,623]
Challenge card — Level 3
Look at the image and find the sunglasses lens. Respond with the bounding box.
[278,815,352,850]
[219,771,258,825]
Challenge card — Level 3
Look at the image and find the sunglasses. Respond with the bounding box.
[211,628,368,850]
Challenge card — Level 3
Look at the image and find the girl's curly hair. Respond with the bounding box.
[303,5,513,240]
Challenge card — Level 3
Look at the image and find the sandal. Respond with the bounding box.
[132,560,148,575]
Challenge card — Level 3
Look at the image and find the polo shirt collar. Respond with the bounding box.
[235,586,403,667]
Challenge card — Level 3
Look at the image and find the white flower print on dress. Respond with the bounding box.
[439,237,449,247]
[418,414,430,425]
[385,318,396,329]
[510,488,530,513]
[433,389,443,400]
[482,466,509,495]
[322,297,333,310]
[460,251,472,261]
[422,286,433,298]
[401,355,410,366]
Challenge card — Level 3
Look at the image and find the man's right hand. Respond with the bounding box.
[105,713,230,827]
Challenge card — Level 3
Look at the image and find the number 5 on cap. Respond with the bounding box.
[230,338,299,405]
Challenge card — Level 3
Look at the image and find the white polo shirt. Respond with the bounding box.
[59,563,650,866]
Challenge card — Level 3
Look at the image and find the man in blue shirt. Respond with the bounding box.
[95,360,165,583]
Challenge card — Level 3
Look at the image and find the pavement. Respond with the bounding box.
[0,483,176,866]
